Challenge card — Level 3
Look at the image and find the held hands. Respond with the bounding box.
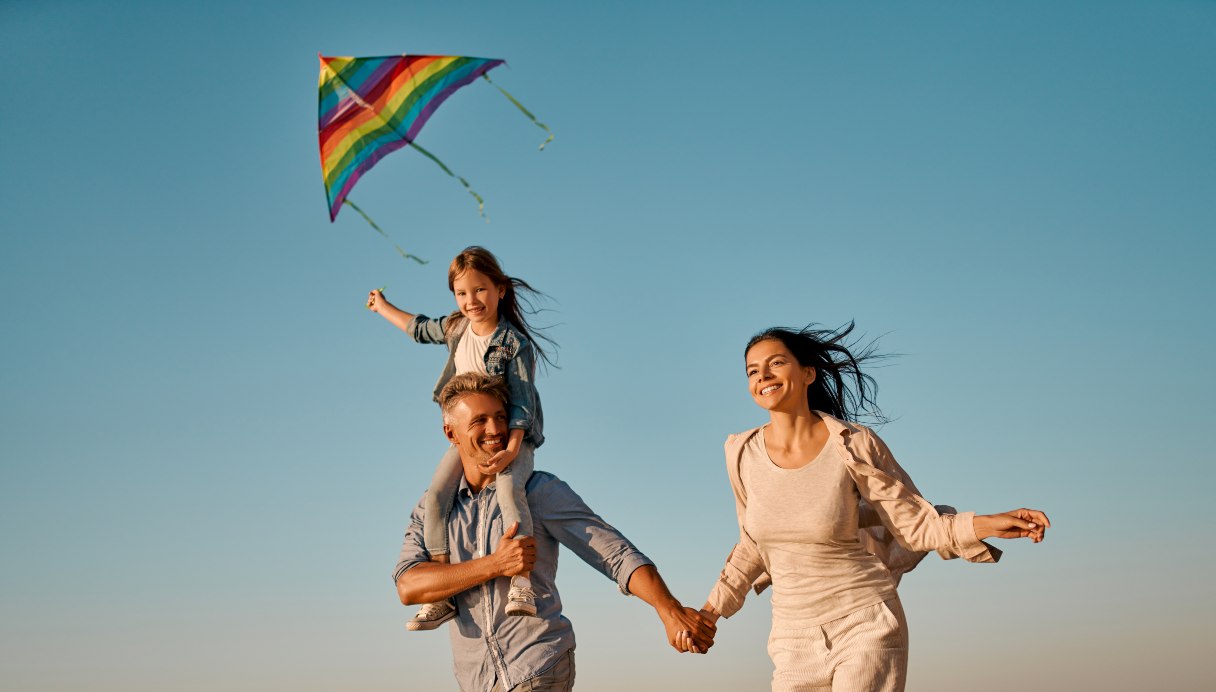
[663,605,717,655]
[675,606,721,654]
[492,522,536,577]
[973,508,1052,543]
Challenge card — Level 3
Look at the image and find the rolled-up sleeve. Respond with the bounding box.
[844,427,1001,563]
[533,476,654,595]
[407,313,449,345]
[392,499,430,583]
[707,536,768,618]
[707,440,769,617]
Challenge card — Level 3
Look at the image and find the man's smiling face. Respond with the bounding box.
[444,392,509,490]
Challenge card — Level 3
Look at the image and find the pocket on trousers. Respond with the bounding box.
[527,649,574,691]
[875,598,908,648]
[768,626,825,667]
[876,600,899,627]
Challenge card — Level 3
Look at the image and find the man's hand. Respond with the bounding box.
[623,566,717,655]
[676,604,723,653]
[662,605,716,654]
[396,522,534,605]
[492,522,536,577]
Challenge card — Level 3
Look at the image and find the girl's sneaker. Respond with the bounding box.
[406,600,456,631]
[505,580,537,617]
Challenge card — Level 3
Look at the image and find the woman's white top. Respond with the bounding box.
[740,430,897,627]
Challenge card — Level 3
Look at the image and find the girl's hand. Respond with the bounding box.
[483,446,519,476]
[366,288,385,312]
[974,508,1051,543]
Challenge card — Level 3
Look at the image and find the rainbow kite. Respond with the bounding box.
[318,54,551,253]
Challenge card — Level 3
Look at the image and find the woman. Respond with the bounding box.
[680,324,1049,691]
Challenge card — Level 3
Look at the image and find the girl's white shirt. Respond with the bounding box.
[453,324,494,375]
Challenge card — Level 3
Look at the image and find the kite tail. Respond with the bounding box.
[408,141,488,221]
[341,199,428,265]
[483,74,554,151]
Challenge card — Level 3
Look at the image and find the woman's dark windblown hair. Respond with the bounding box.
[746,322,888,424]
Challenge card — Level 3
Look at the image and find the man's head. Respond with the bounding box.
[439,373,511,489]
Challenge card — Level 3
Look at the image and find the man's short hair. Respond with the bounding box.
[438,372,510,421]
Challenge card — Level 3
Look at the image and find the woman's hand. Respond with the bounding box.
[675,604,722,654]
[973,508,1051,543]
[666,606,716,654]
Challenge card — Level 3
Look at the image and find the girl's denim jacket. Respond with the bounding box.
[407,312,544,448]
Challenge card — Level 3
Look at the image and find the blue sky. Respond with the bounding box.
[2,1,1213,690]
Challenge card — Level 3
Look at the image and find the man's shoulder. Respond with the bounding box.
[523,470,583,508]
[524,470,563,493]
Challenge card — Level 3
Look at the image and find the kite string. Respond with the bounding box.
[342,198,428,264]
[408,141,488,220]
[324,59,549,228]
[483,74,554,151]
[324,56,481,221]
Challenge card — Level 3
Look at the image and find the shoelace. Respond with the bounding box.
[417,602,452,619]
[509,586,536,602]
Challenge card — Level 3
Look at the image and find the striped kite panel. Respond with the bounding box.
[318,54,504,220]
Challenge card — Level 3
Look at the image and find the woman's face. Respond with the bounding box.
[745,338,816,412]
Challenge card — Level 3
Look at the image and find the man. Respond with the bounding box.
[394,372,715,691]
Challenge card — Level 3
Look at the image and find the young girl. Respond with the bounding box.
[367,246,553,631]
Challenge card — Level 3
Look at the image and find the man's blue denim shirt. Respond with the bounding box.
[407,313,545,447]
[394,471,653,691]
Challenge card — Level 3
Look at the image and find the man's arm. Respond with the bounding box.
[396,522,535,605]
[627,565,717,653]
[533,476,715,653]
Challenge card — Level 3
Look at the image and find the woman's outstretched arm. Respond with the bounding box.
[973,509,1050,542]
[846,426,1049,558]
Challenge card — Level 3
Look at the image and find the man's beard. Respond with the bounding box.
[471,438,503,464]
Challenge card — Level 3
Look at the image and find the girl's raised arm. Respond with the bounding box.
[367,289,417,334]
